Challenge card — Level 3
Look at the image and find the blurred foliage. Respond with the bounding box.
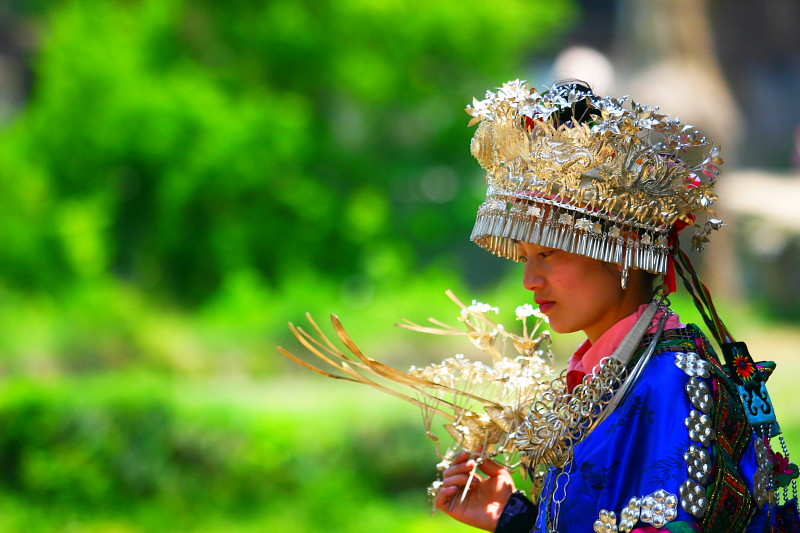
[1,0,573,303]
[7,3,796,533]
[0,0,575,374]
[0,374,797,533]
[0,375,475,532]
[0,2,575,526]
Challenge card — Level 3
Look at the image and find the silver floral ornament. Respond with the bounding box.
[594,509,619,533]
[618,497,641,533]
[685,377,712,413]
[680,479,709,517]
[639,489,678,528]
[675,352,710,378]
[686,410,715,447]
[684,445,712,484]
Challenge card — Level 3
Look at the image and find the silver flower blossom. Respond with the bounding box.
[594,509,619,533]
[618,497,641,533]
[674,352,711,378]
[639,489,678,528]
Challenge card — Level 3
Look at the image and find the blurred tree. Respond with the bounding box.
[0,0,574,306]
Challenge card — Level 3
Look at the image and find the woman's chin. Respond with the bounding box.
[546,319,582,336]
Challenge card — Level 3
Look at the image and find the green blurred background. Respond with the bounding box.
[0,0,799,531]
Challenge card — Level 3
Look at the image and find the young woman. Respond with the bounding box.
[431,81,797,533]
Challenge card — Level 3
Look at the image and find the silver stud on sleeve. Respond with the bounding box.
[684,445,712,484]
[639,489,678,528]
[675,352,711,378]
[618,497,641,533]
[594,509,619,533]
[686,377,712,413]
[680,479,709,517]
[686,410,715,447]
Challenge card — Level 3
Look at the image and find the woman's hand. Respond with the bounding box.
[433,451,517,532]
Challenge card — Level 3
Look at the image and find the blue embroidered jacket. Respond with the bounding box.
[496,325,774,533]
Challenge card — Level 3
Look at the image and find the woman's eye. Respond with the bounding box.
[538,250,553,259]
[513,241,527,259]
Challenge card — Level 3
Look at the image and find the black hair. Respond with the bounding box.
[552,80,595,127]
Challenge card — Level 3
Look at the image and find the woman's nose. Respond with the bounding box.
[522,260,544,292]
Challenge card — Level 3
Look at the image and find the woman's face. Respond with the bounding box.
[518,241,636,342]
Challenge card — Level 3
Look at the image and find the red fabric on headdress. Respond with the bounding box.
[664,216,696,294]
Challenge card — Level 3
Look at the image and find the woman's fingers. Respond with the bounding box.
[476,457,506,477]
[441,472,483,488]
[444,456,508,481]
[433,453,514,532]
[433,485,458,509]
[442,459,476,478]
[454,450,472,461]
[447,450,471,466]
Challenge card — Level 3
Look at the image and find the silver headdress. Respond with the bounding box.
[467,80,724,275]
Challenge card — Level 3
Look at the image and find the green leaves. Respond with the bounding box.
[1,0,573,305]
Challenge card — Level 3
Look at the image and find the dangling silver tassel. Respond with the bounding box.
[540,211,553,246]
[564,225,576,252]
[575,219,592,257]
[601,232,612,262]
[547,217,559,248]
[516,218,532,242]
[521,205,541,243]
[623,237,633,275]
[541,213,559,249]
[656,234,669,274]
[619,235,631,289]
[557,213,574,251]
[556,224,568,250]
[609,226,623,263]
[590,222,604,260]
[641,233,653,272]
[530,215,544,243]
[574,229,586,256]
[500,214,513,235]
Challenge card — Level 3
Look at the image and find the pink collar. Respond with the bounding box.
[566,304,684,390]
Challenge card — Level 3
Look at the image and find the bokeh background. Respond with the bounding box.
[0,0,799,531]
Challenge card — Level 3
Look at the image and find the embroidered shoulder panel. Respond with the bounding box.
[627,324,756,533]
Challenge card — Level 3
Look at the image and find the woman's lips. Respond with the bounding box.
[537,301,555,313]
